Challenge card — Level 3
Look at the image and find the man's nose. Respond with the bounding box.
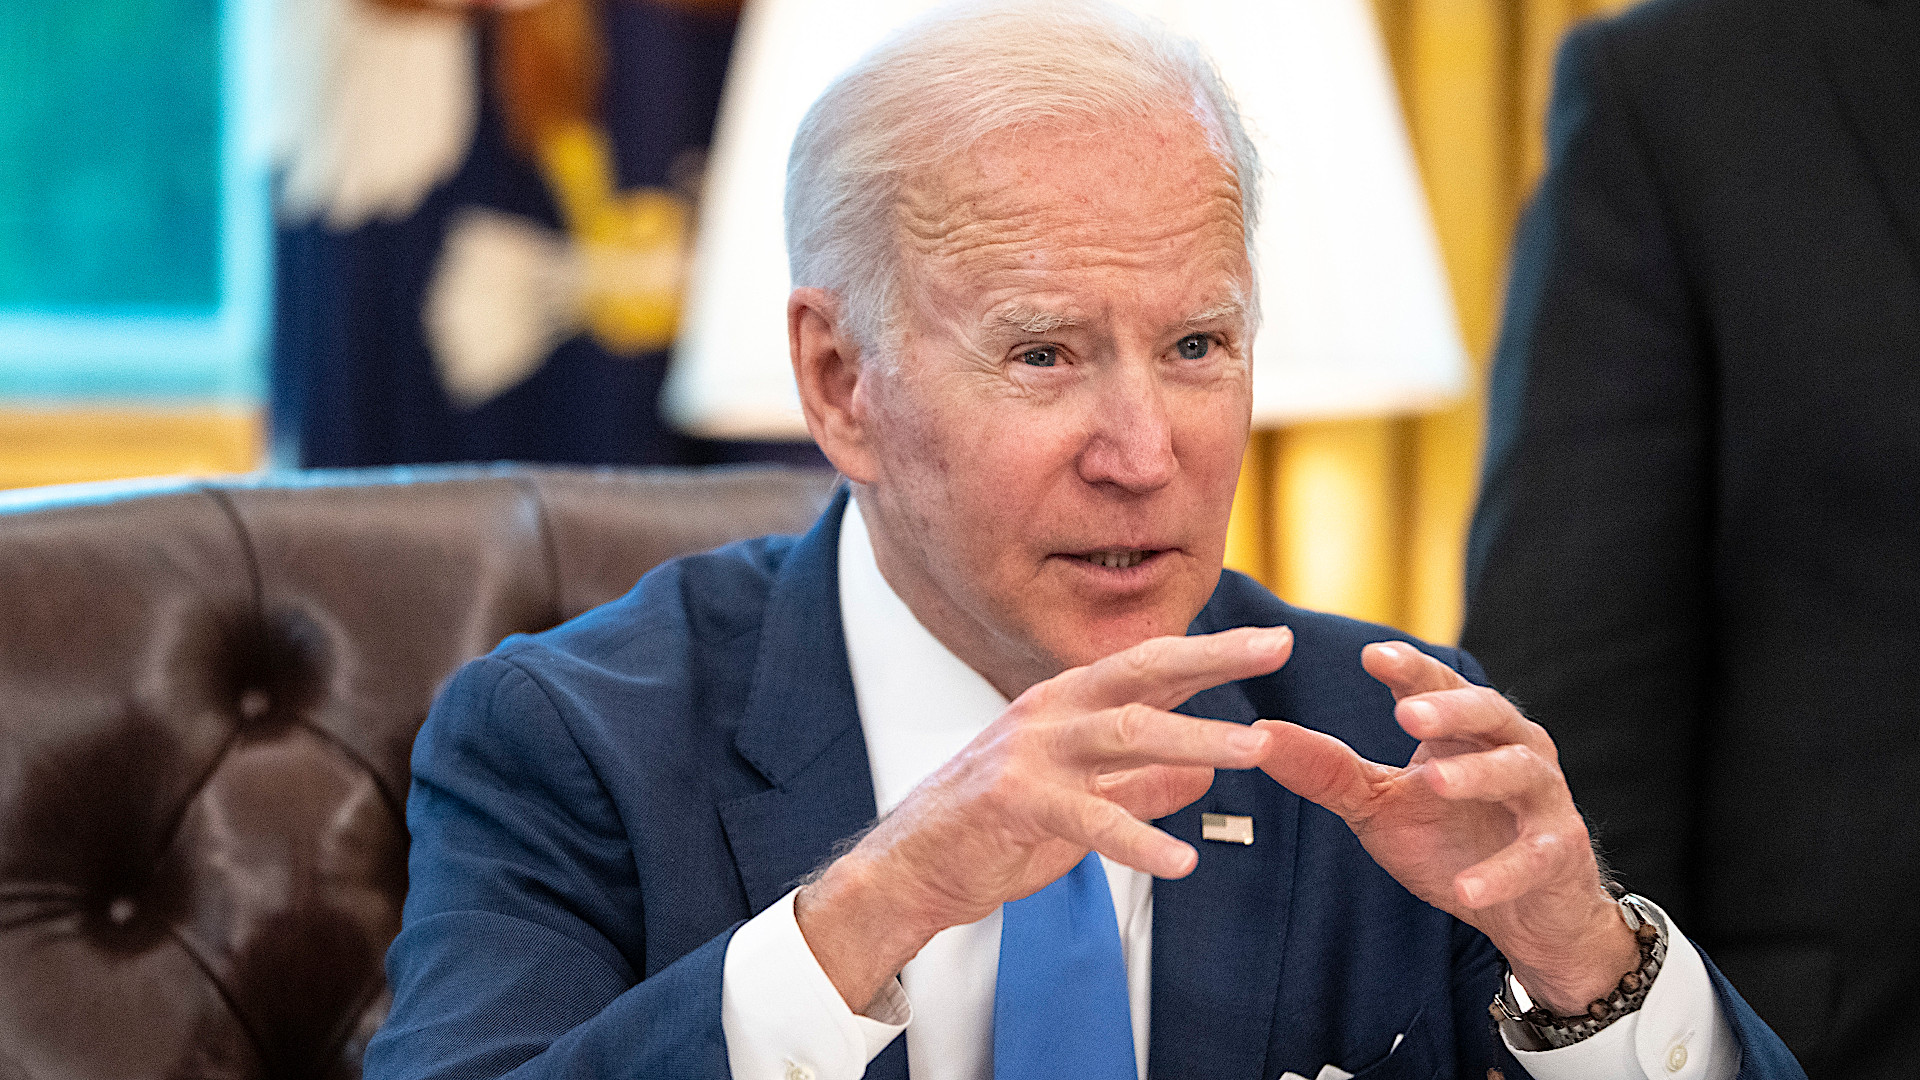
[1076,361,1177,493]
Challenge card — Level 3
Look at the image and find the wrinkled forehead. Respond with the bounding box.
[893,110,1251,299]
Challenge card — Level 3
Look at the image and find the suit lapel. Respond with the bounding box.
[716,487,911,1080]
[716,486,878,912]
[1147,678,1300,1080]
[1821,0,1920,283]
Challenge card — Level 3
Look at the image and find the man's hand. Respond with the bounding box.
[794,625,1293,1014]
[1253,642,1640,1015]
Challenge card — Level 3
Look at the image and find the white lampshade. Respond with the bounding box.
[665,0,1467,439]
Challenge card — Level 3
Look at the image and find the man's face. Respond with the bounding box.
[851,110,1255,694]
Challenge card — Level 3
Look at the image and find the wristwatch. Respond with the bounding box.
[1490,891,1668,1051]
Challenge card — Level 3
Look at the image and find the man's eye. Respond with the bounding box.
[1176,334,1212,360]
[1019,346,1058,367]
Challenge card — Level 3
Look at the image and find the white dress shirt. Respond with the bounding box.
[719,496,1738,1080]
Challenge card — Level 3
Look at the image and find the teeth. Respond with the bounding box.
[1086,550,1147,569]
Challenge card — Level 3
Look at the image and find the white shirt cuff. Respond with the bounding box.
[1505,901,1740,1080]
[721,888,911,1080]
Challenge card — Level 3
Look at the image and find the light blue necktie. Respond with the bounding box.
[993,852,1138,1080]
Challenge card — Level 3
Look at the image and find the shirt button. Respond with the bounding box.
[1666,1043,1689,1073]
[784,1061,816,1080]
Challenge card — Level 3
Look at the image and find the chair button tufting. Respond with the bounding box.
[239,688,272,721]
[106,897,137,926]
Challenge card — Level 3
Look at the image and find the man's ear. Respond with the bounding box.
[790,287,880,484]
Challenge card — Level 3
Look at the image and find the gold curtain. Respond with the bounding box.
[1224,0,1639,644]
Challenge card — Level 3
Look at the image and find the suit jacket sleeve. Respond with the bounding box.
[362,655,733,1080]
[1460,16,1711,920]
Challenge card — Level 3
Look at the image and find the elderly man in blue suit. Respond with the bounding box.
[366,4,1804,1079]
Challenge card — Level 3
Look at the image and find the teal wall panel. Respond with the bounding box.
[0,0,222,313]
[0,0,266,403]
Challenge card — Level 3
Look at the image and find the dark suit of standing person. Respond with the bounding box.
[1462,1,1920,1076]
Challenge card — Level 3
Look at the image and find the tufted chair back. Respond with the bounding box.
[0,465,840,1080]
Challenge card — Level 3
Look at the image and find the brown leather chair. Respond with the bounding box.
[0,464,839,1080]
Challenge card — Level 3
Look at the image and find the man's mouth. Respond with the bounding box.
[1073,548,1158,570]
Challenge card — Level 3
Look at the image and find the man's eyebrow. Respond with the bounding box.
[1184,297,1248,326]
[991,305,1082,335]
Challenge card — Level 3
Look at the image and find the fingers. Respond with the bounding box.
[1400,689,1553,758]
[1407,693,1555,767]
[1067,704,1271,771]
[1420,743,1587,908]
[1422,744,1559,809]
[1094,764,1216,822]
[1039,786,1198,879]
[1366,643,1550,757]
[1069,626,1292,712]
[1453,827,1588,909]
[1250,719,1390,820]
[1362,641,1472,699]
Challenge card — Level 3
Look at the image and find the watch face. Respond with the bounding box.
[1620,894,1657,932]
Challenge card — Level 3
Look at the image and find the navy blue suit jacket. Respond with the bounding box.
[366,490,1803,1080]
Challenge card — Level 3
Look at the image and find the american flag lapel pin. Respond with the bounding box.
[1201,813,1254,845]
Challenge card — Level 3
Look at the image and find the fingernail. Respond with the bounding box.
[1374,641,1401,660]
[1230,726,1268,752]
[1168,844,1199,877]
[1406,699,1437,729]
[1460,876,1484,905]
[1250,627,1290,655]
[1431,759,1458,787]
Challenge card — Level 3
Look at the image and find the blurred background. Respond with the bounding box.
[0,0,1639,644]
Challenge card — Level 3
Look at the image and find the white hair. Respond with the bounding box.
[784,0,1261,363]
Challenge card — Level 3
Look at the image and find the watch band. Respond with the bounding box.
[1489,892,1667,1051]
